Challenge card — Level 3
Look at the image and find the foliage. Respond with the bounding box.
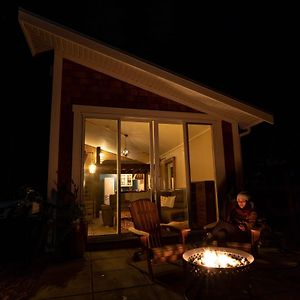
[54,179,85,223]
[53,179,87,258]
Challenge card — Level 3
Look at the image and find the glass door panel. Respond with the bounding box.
[120,121,151,233]
[157,123,188,223]
[187,124,216,228]
[84,118,118,236]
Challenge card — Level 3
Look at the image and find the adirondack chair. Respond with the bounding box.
[128,198,190,279]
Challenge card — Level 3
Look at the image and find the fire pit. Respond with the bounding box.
[183,246,254,299]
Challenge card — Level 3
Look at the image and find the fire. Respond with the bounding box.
[197,249,248,268]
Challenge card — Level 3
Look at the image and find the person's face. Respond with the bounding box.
[237,196,248,208]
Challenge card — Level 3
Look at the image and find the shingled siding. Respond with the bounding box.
[221,121,236,202]
[58,59,200,187]
[62,59,200,111]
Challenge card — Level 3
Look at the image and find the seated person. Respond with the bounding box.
[207,191,257,245]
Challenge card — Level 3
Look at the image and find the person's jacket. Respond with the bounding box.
[228,202,257,231]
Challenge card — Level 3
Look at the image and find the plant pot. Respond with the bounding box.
[70,218,87,258]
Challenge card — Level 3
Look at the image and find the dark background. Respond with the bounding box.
[2,2,299,243]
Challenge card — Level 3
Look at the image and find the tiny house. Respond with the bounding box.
[19,9,273,242]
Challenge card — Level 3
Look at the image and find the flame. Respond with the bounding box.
[197,249,247,268]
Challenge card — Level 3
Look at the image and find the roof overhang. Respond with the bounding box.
[18,8,273,130]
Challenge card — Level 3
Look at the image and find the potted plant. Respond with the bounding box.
[53,179,87,258]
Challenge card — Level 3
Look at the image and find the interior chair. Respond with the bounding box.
[128,198,190,279]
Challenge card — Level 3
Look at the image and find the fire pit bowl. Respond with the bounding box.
[183,246,254,276]
[183,246,254,299]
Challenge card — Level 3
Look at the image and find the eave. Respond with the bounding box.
[18,8,273,130]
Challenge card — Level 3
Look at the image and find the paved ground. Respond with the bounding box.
[1,244,300,299]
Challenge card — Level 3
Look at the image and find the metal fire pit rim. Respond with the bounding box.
[183,246,254,270]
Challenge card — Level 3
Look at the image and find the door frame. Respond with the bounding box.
[72,105,224,230]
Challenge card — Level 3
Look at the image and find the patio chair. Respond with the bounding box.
[204,198,262,255]
[128,198,190,279]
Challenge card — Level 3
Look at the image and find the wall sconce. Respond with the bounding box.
[89,162,96,174]
[87,152,96,174]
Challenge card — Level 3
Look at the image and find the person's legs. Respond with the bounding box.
[211,221,239,245]
[229,230,251,242]
[213,229,227,245]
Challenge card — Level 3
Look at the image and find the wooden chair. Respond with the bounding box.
[128,198,190,279]
[224,228,261,254]
[204,222,261,254]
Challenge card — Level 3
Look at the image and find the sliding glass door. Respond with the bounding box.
[82,115,216,237]
[156,123,188,224]
[83,118,151,237]
[84,118,119,236]
[119,121,151,233]
[187,124,217,228]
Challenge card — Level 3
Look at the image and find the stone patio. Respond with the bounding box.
[1,244,300,299]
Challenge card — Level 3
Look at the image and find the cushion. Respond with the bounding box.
[160,196,176,208]
[152,244,185,263]
[167,196,176,208]
[160,196,169,207]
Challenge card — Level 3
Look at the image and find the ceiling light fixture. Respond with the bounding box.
[122,134,129,157]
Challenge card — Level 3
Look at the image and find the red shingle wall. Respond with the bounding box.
[221,120,236,203]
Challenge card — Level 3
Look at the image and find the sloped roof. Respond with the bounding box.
[18,8,273,129]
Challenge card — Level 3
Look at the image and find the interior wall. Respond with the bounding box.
[160,128,215,188]
[189,129,215,182]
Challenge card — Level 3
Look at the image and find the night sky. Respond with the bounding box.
[2,2,299,229]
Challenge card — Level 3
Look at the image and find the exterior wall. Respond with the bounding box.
[231,122,244,190]
[221,121,245,191]
[58,59,200,188]
[48,52,63,198]
[52,58,242,224]
[219,120,240,218]
[222,120,236,191]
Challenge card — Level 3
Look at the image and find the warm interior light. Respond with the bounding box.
[89,162,96,174]
[88,151,97,174]
[96,146,105,164]
[100,151,105,164]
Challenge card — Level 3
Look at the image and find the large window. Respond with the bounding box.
[79,111,216,238]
